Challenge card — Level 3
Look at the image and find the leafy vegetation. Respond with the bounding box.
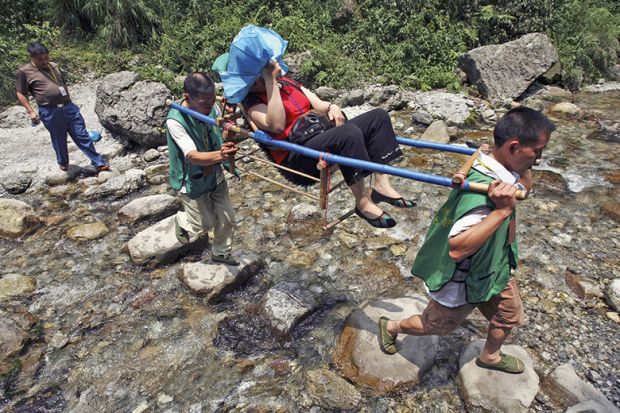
[1,0,618,106]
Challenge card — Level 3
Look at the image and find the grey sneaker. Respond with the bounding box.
[175,219,190,244]
[211,254,240,266]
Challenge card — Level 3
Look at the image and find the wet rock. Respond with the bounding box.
[0,105,32,128]
[420,120,450,144]
[532,169,569,195]
[459,339,539,413]
[131,288,155,309]
[83,168,145,199]
[0,171,32,194]
[601,203,620,224]
[458,33,559,101]
[332,296,439,395]
[582,82,620,93]
[411,110,434,126]
[0,307,38,376]
[126,215,208,266]
[0,274,37,300]
[288,250,318,268]
[606,279,620,311]
[66,221,109,241]
[259,282,322,336]
[0,198,41,239]
[549,102,583,116]
[565,271,603,300]
[289,203,321,221]
[542,363,618,412]
[117,194,179,224]
[410,91,475,125]
[305,367,362,410]
[178,250,266,302]
[95,71,171,147]
[143,149,161,162]
[347,89,365,106]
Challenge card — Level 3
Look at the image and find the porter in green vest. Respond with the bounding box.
[167,72,240,266]
[377,107,555,376]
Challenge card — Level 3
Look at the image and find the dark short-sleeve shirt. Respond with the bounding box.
[16,62,71,106]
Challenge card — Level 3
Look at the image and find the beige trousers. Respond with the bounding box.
[175,180,235,256]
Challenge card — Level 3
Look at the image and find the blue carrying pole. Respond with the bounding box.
[396,137,477,155]
[166,101,526,198]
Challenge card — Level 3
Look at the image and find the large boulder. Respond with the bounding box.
[332,296,439,395]
[458,33,559,101]
[178,250,266,302]
[0,198,41,239]
[459,339,539,413]
[95,71,171,148]
[126,215,208,266]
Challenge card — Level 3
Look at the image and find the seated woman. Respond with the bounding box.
[244,61,415,228]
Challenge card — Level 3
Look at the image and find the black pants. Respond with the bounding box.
[281,108,402,186]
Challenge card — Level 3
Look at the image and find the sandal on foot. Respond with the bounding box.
[211,254,240,266]
[378,316,398,355]
[475,352,525,374]
[370,189,416,208]
[355,207,396,228]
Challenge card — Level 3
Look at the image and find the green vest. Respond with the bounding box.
[167,102,223,199]
[411,169,519,303]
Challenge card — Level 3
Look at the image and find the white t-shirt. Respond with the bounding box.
[427,152,525,307]
[166,118,223,193]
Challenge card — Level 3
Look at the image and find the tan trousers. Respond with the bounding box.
[175,180,235,256]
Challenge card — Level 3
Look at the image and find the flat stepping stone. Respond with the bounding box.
[332,296,439,395]
[178,250,266,302]
[117,194,179,224]
[66,221,109,241]
[259,282,322,336]
[459,339,539,413]
[126,215,207,266]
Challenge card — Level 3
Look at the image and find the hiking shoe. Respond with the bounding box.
[475,352,525,374]
[378,316,398,355]
[174,219,190,245]
[211,254,240,266]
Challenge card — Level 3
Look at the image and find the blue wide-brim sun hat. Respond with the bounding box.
[212,25,289,104]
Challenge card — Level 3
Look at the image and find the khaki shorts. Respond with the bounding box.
[420,277,525,336]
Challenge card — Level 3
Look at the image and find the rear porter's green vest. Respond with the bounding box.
[411,169,518,304]
[166,103,223,199]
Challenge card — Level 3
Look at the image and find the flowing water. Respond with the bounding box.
[1,90,619,412]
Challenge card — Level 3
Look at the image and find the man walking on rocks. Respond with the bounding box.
[167,72,239,266]
[379,107,555,374]
[16,42,109,172]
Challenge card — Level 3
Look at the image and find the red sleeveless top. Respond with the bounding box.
[245,77,311,164]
